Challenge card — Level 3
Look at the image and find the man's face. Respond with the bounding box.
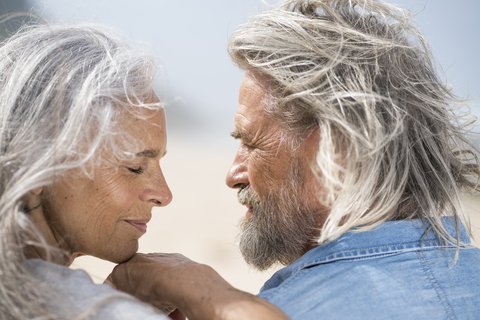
[226,71,323,270]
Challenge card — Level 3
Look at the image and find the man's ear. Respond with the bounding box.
[30,187,43,196]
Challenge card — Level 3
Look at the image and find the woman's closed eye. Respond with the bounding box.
[127,167,144,174]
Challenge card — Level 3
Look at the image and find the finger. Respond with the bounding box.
[109,263,133,293]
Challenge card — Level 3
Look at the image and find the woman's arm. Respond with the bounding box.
[108,253,290,320]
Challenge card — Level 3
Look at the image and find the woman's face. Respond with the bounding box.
[40,106,172,264]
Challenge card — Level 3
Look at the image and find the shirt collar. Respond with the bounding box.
[260,217,470,292]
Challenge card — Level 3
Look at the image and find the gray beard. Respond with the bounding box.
[237,162,318,271]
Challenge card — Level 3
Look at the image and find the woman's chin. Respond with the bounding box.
[93,241,139,264]
[113,251,137,264]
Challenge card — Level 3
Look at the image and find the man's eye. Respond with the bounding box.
[128,167,144,174]
[242,143,255,150]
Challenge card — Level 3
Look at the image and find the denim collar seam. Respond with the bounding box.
[295,241,461,271]
[259,266,314,299]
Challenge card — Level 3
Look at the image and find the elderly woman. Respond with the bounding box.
[0,24,289,320]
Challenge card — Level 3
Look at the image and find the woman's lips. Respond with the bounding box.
[125,219,150,233]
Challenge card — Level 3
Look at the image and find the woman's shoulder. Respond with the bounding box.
[26,259,169,320]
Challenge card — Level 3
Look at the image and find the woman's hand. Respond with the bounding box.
[107,253,290,320]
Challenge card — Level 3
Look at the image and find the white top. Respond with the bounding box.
[26,259,169,320]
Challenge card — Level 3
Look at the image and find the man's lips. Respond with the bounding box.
[246,206,253,218]
[125,219,150,233]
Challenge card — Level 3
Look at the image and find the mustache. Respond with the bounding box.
[237,186,261,207]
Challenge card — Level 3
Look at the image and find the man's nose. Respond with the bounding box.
[226,148,249,189]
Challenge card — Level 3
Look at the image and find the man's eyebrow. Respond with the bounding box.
[135,149,164,158]
[230,130,252,142]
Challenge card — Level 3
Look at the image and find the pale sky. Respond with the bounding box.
[26,0,480,143]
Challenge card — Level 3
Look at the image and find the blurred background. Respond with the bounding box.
[1,0,479,294]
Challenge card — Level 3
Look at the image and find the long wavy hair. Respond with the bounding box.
[228,0,480,248]
[0,23,161,319]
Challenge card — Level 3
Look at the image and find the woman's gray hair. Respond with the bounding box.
[0,23,161,319]
[228,0,480,248]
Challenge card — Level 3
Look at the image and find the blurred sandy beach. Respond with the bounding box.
[72,136,480,294]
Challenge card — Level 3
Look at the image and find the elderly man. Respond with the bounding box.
[110,0,480,319]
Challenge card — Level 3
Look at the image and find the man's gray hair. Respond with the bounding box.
[0,23,160,319]
[228,0,480,247]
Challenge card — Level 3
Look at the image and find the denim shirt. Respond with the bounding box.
[258,218,480,320]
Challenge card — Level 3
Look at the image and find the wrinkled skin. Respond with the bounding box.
[226,71,325,269]
[28,102,172,265]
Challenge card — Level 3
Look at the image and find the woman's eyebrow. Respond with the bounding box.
[136,149,160,158]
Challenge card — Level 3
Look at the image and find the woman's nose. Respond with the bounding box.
[140,169,172,207]
[226,148,249,189]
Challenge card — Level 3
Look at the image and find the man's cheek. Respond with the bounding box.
[249,155,278,193]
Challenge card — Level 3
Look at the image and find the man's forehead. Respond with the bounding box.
[233,103,286,145]
[233,102,262,136]
[236,78,268,123]
[233,70,284,142]
[239,71,270,99]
